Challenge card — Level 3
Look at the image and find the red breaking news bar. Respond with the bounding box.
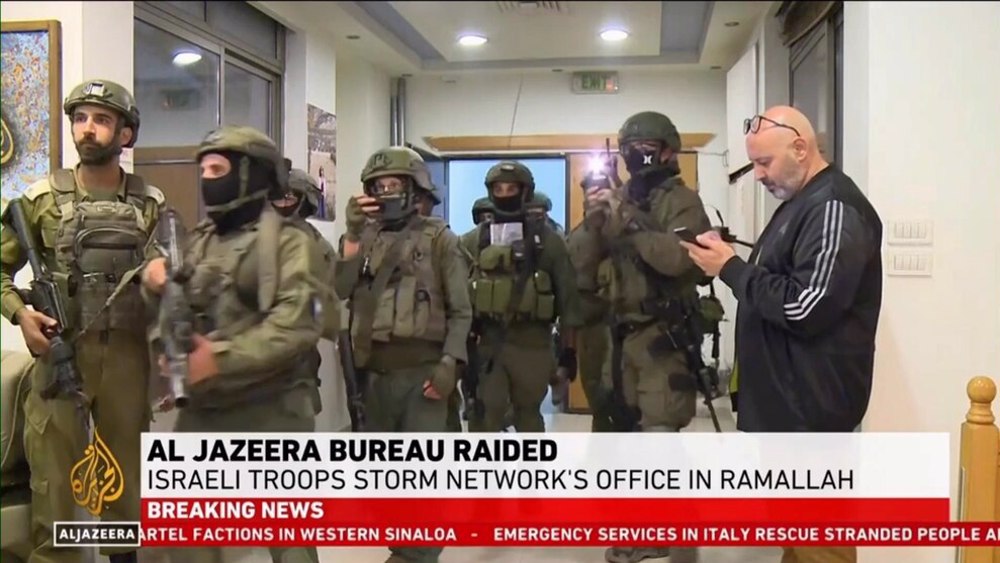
[142,497,950,525]
[136,522,1000,548]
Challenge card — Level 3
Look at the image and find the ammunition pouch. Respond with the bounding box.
[472,244,554,323]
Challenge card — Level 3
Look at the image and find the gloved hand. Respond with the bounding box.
[423,355,457,400]
[346,194,380,237]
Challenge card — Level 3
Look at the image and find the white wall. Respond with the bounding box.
[335,57,391,242]
[2,1,134,353]
[843,3,1000,563]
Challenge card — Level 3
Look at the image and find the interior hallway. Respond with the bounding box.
[136,394,783,563]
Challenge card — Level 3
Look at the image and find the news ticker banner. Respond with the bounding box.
[63,432,996,548]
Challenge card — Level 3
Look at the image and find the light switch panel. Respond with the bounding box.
[887,220,933,246]
[886,251,933,277]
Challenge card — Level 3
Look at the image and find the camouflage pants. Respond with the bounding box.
[467,339,554,433]
[576,323,613,432]
[364,363,448,563]
[23,330,150,563]
[170,384,320,563]
[601,323,696,431]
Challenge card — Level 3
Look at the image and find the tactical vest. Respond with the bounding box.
[596,180,698,320]
[352,217,448,347]
[468,223,556,324]
[183,209,284,340]
[42,169,159,332]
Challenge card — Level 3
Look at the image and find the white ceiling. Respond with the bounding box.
[255,1,774,75]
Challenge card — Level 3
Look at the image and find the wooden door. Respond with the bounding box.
[564,151,699,413]
[133,146,202,231]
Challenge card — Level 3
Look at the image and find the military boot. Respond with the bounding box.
[604,546,673,563]
[110,552,138,563]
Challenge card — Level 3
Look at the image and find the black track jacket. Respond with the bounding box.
[719,166,883,432]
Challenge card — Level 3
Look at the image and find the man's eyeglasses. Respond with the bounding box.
[743,115,801,137]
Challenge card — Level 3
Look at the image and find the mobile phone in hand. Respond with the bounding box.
[674,227,708,249]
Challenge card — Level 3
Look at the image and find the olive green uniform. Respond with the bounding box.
[2,350,38,563]
[565,217,614,432]
[462,166,582,434]
[1,78,160,563]
[154,127,323,563]
[275,167,341,394]
[595,112,710,563]
[336,147,472,563]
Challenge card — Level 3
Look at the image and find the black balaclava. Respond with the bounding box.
[201,151,272,233]
[621,143,681,203]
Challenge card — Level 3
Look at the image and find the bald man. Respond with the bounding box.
[681,106,882,561]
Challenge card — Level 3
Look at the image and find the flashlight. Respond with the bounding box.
[588,154,606,174]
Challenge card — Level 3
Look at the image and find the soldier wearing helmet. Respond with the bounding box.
[583,112,711,563]
[562,168,619,433]
[141,126,325,563]
[459,160,582,433]
[271,161,340,340]
[0,78,161,563]
[335,145,471,563]
[471,196,495,226]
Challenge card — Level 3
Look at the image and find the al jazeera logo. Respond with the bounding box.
[53,429,140,547]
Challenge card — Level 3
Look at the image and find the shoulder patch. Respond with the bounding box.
[22,179,53,202]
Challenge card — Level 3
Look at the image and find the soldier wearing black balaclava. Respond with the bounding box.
[460,161,582,433]
[582,111,713,563]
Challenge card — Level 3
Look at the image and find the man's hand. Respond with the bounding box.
[423,355,457,400]
[15,308,58,356]
[159,333,219,386]
[346,194,381,237]
[153,395,175,413]
[680,231,736,277]
[142,257,167,295]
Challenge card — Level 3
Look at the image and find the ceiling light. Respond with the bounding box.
[458,34,488,47]
[172,51,202,66]
[347,34,361,40]
[724,21,740,27]
[600,29,629,42]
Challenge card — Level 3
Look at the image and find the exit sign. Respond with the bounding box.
[571,71,619,94]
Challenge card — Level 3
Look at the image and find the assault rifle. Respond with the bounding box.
[3,199,88,428]
[154,208,194,408]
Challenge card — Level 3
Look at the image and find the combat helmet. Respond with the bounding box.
[617,111,681,154]
[361,146,436,193]
[64,79,141,147]
[287,168,322,217]
[484,161,535,216]
[471,196,495,224]
[196,125,286,213]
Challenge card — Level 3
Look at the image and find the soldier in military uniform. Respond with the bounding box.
[0,79,161,563]
[416,182,442,217]
[565,168,617,432]
[461,161,582,433]
[582,112,711,563]
[271,163,340,342]
[335,146,471,563]
[142,126,324,563]
[471,196,495,226]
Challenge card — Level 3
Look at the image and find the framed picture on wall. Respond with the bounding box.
[1,20,62,209]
